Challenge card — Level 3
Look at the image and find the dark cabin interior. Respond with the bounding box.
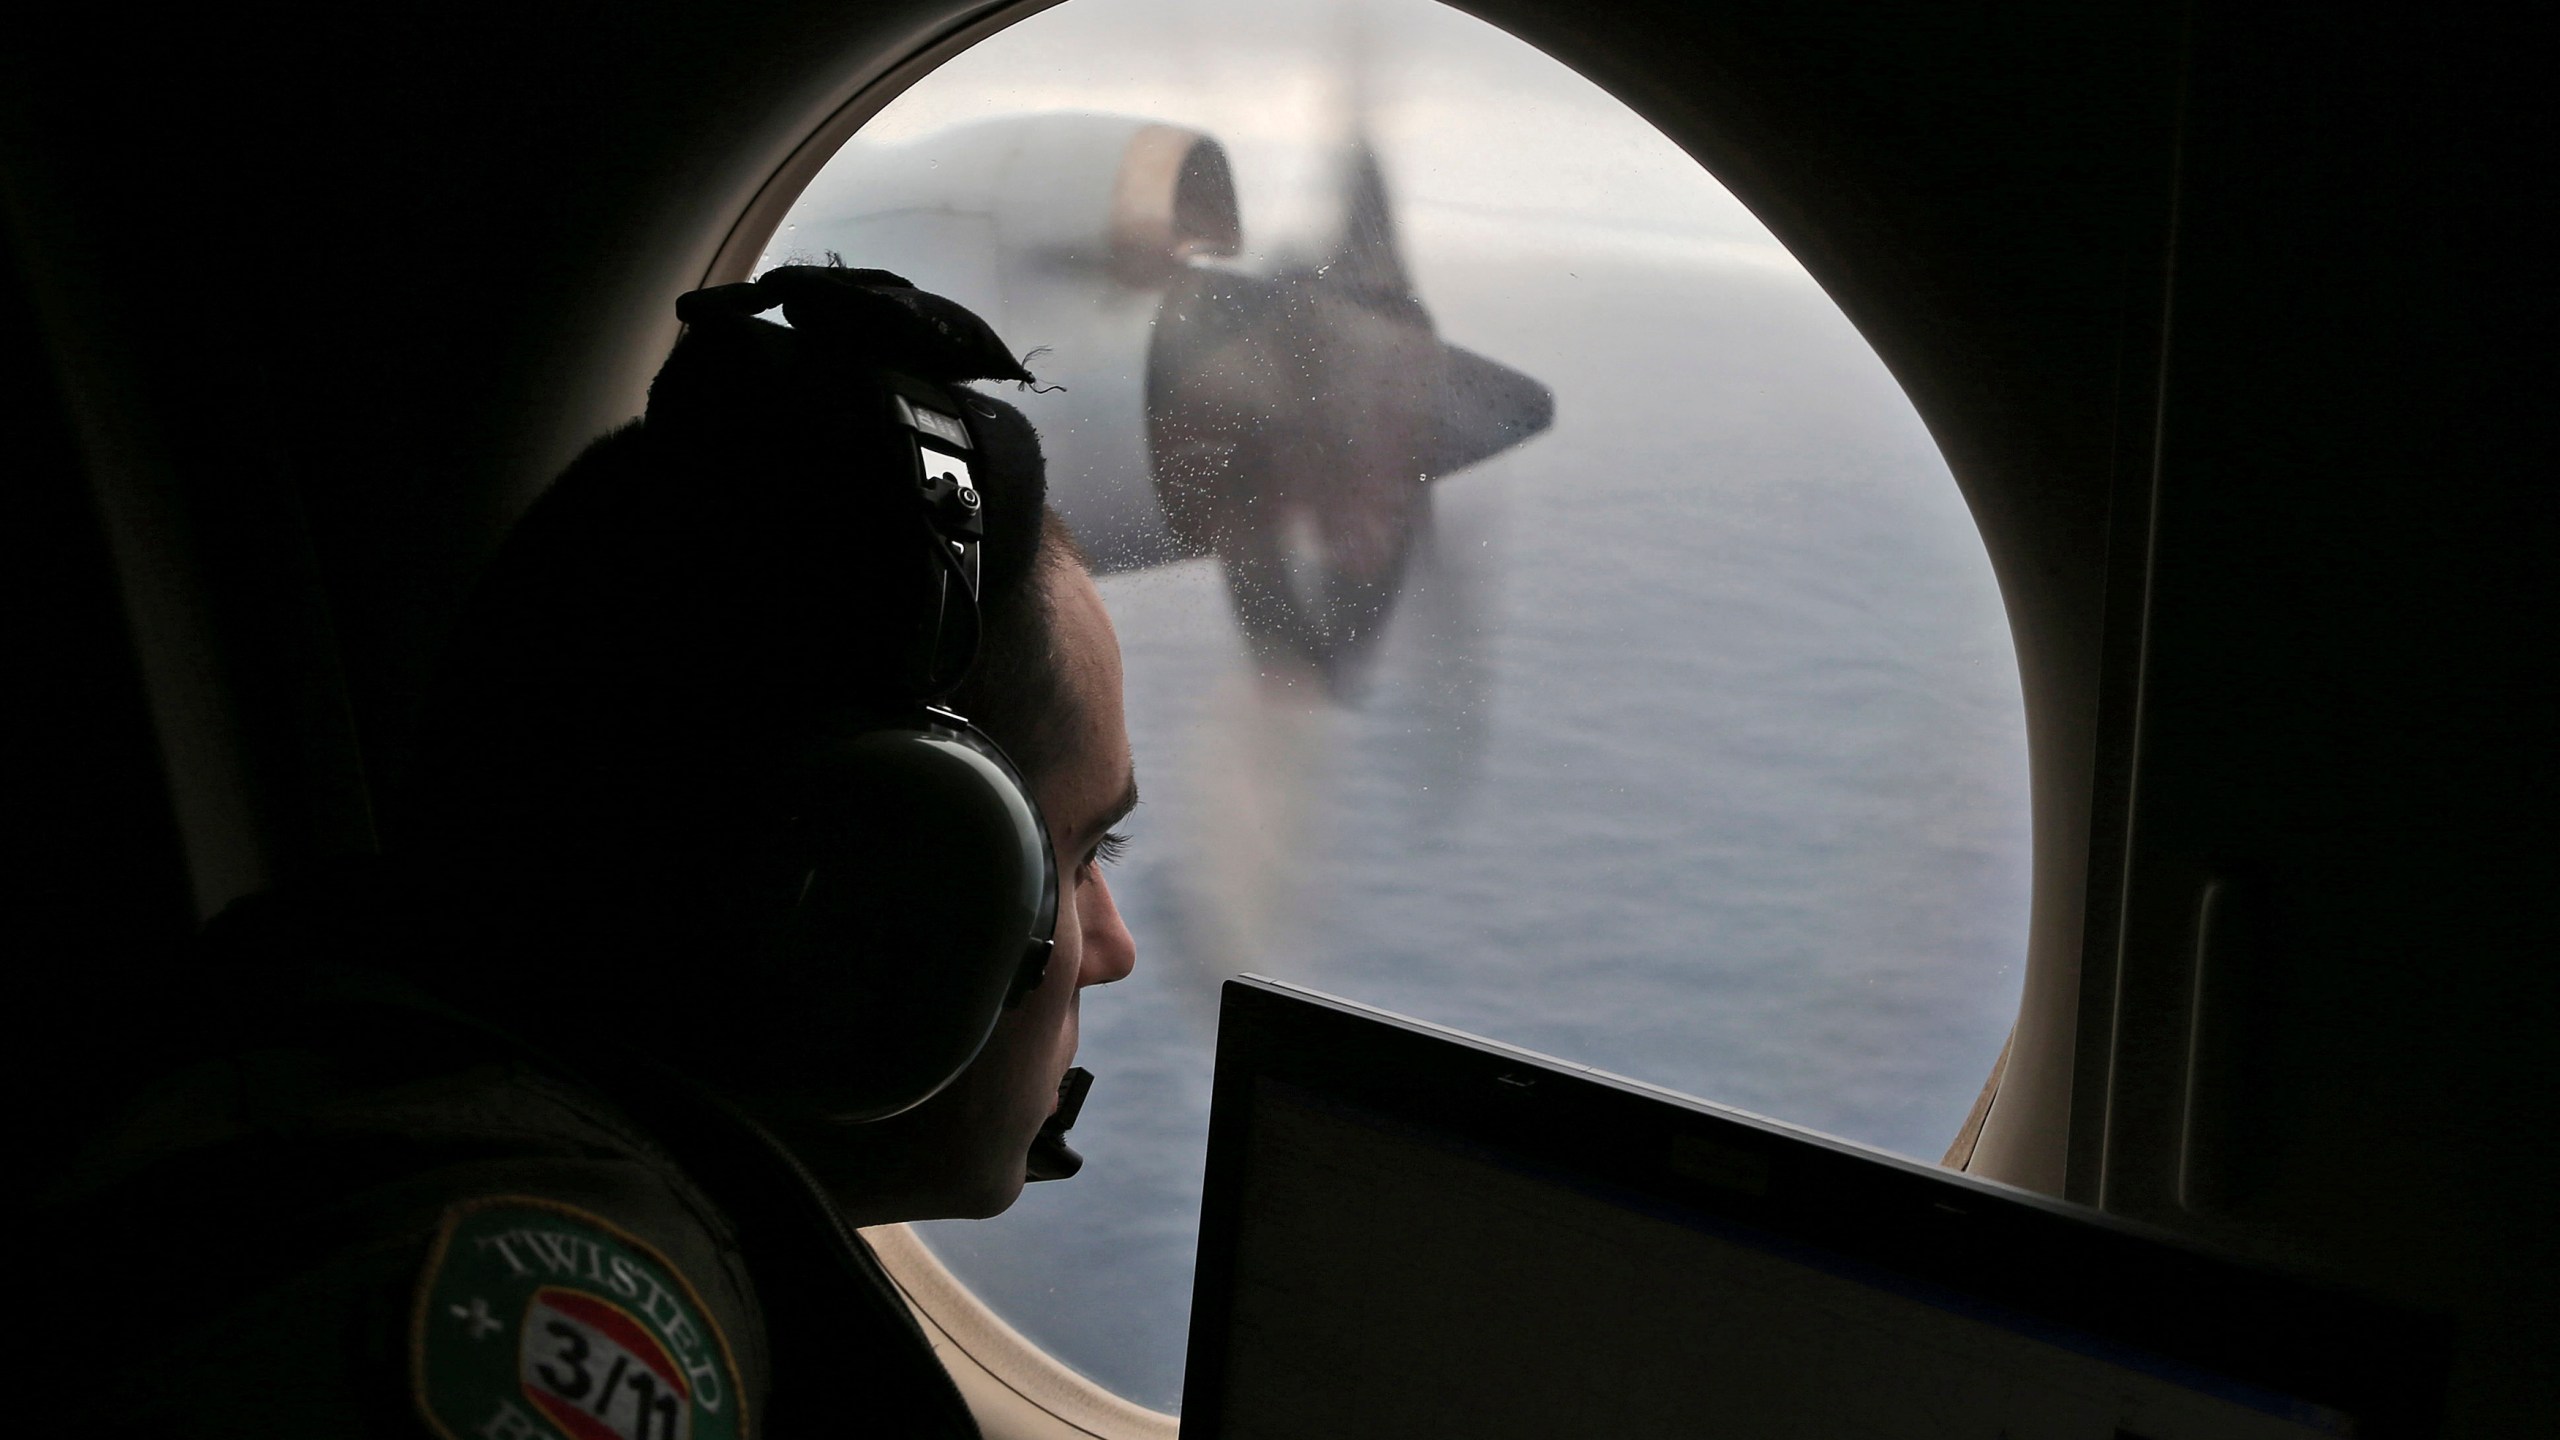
[7,1,2545,1432]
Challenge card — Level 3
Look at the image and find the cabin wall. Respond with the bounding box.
[2074,4,2552,1428]
[0,0,1014,893]
[4,219,198,1167]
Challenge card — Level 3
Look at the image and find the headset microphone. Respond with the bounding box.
[1025,1067,1094,1182]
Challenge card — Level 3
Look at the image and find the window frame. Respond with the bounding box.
[701,1,2084,1429]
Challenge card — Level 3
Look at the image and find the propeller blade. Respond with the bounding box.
[1428,342,1557,476]
[1325,141,1413,300]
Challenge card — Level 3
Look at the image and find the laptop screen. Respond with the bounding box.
[1181,979,2443,1439]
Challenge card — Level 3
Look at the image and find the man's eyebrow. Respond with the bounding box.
[1082,768,1140,842]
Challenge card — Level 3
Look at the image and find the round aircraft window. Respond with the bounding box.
[764,0,2029,1413]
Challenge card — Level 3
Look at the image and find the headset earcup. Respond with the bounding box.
[746,726,1053,1120]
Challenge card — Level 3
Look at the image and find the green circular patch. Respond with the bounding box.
[412,1197,747,1440]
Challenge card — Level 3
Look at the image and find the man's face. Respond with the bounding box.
[800,558,1139,1223]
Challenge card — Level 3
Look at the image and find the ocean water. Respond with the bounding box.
[913,227,2033,1412]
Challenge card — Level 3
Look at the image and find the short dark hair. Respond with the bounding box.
[949,505,1089,786]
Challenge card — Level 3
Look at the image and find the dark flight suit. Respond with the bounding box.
[37,889,982,1440]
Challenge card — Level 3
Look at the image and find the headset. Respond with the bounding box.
[765,376,1064,1125]
[672,272,1067,1131]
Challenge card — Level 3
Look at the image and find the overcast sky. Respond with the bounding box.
[793,0,1803,279]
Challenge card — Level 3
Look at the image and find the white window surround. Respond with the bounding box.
[866,1223,1181,1439]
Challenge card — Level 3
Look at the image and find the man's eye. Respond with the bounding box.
[1083,830,1131,875]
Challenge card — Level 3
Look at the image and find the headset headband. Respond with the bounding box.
[671,264,1041,706]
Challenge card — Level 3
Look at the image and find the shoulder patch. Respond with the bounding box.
[413,1196,748,1440]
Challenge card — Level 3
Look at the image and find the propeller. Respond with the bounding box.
[780,58,1554,1002]
[1144,109,1552,700]
[1150,45,1555,1004]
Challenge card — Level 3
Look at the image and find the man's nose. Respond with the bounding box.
[1079,873,1138,986]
